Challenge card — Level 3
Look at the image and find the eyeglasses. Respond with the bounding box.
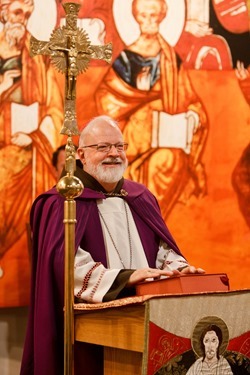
[81,142,128,153]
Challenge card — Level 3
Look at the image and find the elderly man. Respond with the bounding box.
[0,0,63,307]
[21,115,205,375]
[95,0,208,220]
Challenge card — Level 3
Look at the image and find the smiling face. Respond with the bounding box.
[78,118,128,192]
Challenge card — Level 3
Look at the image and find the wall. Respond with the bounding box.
[0,308,28,375]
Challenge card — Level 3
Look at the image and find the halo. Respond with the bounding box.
[191,316,230,358]
[27,0,57,40]
[112,0,186,47]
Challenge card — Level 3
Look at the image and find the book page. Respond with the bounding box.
[11,102,39,135]
[151,111,194,154]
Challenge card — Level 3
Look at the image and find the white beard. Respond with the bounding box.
[85,157,128,185]
[4,22,26,48]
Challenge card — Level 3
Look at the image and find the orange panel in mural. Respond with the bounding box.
[0,0,249,307]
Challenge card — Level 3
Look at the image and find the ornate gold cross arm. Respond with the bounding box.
[30,36,113,68]
[88,43,112,63]
[29,38,51,57]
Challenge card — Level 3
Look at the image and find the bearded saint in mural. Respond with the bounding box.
[95,0,208,220]
[0,0,63,307]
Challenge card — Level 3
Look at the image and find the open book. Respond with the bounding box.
[11,102,39,135]
[151,111,194,154]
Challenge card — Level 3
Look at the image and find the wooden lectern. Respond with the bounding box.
[74,289,250,375]
[75,303,145,374]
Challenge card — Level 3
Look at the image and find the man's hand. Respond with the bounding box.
[127,265,205,287]
[186,110,200,133]
[11,132,32,147]
[127,268,180,287]
[185,20,213,37]
[0,70,21,95]
[235,60,249,81]
[179,265,205,274]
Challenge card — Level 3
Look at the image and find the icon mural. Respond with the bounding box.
[0,0,249,307]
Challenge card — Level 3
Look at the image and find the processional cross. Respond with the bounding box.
[30,1,112,138]
[29,2,112,375]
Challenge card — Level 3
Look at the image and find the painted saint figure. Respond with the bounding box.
[187,319,233,375]
[0,0,63,307]
[95,0,208,220]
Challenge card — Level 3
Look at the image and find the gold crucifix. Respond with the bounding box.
[29,3,113,375]
[30,1,112,136]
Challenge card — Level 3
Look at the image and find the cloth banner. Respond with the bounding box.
[75,289,250,374]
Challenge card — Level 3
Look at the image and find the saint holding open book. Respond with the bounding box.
[95,0,208,220]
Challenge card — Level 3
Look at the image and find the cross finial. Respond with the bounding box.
[30,1,112,136]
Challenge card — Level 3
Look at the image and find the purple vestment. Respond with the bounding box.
[20,179,183,375]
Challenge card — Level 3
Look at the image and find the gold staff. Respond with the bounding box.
[29,2,112,374]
